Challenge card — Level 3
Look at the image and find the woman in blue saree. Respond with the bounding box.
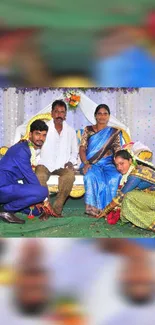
[79,104,123,217]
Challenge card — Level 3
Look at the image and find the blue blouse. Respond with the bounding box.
[121,175,155,195]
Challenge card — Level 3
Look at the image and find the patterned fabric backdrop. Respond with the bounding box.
[0,88,155,161]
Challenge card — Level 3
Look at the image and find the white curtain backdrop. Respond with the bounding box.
[0,88,155,160]
[116,88,155,146]
[2,88,24,147]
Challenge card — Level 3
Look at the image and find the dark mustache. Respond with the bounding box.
[56,117,63,121]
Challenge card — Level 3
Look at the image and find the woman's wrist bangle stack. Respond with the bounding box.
[83,160,89,165]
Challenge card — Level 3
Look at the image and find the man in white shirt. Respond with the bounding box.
[35,99,78,220]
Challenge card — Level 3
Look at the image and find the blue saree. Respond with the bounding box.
[80,126,123,215]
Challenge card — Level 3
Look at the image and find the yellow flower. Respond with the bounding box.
[28,141,37,169]
[0,146,8,156]
[30,147,37,167]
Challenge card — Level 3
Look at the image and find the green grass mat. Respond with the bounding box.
[0,197,155,238]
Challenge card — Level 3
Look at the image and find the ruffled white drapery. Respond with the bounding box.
[13,90,130,143]
[0,88,155,161]
[0,88,24,147]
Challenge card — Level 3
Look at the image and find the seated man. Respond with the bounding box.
[36,99,78,220]
[0,119,50,224]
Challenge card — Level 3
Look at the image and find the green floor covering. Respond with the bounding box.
[1,196,155,238]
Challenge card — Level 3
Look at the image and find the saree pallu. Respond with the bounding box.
[121,190,155,231]
[81,127,122,215]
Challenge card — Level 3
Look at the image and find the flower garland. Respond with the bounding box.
[119,164,135,187]
[106,209,121,225]
[2,87,139,94]
[0,146,8,157]
[64,89,81,110]
[28,140,37,171]
[44,295,86,322]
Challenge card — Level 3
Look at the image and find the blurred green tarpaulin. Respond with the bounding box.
[0,0,155,77]
[0,0,153,28]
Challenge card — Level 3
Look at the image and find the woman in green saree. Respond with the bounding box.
[97,150,155,232]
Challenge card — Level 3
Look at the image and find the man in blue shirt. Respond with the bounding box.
[0,120,49,224]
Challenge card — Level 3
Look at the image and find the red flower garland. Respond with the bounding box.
[106,209,121,225]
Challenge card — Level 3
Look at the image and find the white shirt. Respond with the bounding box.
[105,304,155,325]
[52,240,106,298]
[39,120,78,172]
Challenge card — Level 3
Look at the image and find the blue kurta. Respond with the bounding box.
[0,141,48,214]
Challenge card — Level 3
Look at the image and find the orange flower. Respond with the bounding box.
[71,95,80,101]
[70,101,76,106]
[63,317,86,324]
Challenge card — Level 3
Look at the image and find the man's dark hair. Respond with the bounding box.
[52,100,67,112]
[30,119,48,133]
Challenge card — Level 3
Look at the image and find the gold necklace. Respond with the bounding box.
[28,141,37,171]
[120,164,135,187]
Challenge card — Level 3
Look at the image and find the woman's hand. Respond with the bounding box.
[97,201,117,218]
[96,210,106,219]
[83,163,92,175]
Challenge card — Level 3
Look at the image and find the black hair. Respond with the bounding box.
[120,283,154,306]
[30,119,48,133]
[52,99,67,112]
[114,150,132,161]
[115,149,155,171]
[94,104,110,116]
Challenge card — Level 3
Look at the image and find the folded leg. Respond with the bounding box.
[0,184,48,213]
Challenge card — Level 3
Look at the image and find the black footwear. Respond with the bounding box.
[0,212,25,224]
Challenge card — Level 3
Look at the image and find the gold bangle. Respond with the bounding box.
[83,160,89,165]
[104,205,112,215]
